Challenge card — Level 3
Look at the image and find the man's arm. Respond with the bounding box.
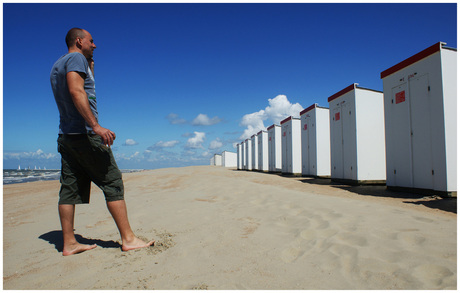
[88,58,95,76]
[67,71,115,146]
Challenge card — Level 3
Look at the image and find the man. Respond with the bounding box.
[50,28,154,256]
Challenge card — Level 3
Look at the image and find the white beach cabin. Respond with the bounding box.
[280,116,302,176]
[300,103,331,177]
[222,151,237,168]
[236,143,242,170]
[257,130,269,172]
[213,154,222,167]
[251,134,259,171]
[267,124,282,173]
[328,83,386,184]
[245,139,252,171]
[242,140,247,170]
[381,42,457,197]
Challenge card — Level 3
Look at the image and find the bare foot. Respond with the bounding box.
[62,243,97,256]
[122,237,155,252]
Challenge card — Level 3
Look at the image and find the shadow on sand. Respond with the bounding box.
[233,171,456,214]
[39,230,121,253]
[299,176,457,214]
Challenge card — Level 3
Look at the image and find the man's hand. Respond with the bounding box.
[93,124,116,147]
[87,58,94,76]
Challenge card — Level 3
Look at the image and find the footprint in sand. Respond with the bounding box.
[301,229,337,241]
[281,247,302,263]
[338,219,359,232]
[314,219,329,229]
[413,264,454,287]
[308,215,329,230]
[317,229,338,238]
[398,232,426,246]
[372,230,398,241]
[239,217,260,238]
[299,229,338,255]
[378,249,415,264]
[323,211,343,220]
[338,232,368,247]
[300,230,316,241]
[330,243,358,259]
[275,215,310,229]
[330,243,359,273]
[275,216,288,226]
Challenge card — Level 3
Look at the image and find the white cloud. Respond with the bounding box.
[4,149,58,160]
[209,138,223,150]
[239,95,303,139]
[155,140,180,148]
[192,114,222,126]
[114,151,144,162]
[123,139,139,146]
[239,109,266,140]
[166,113,222,126]
[186,131,206,149]
[166,113,187,125]
[148,140,180,151]
[265,95,303,123]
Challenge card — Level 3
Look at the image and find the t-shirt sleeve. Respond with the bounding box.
[65,53,88,77]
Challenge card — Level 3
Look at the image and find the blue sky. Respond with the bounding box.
[3,2,457,170]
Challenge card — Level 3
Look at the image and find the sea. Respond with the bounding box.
[3,169,143,185]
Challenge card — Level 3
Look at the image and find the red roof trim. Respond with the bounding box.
[267,124,275,130]
[280,116,292,125]
[380,42,443,79]
[327,84,356,103]
[257,130,263,135]
[300,103,317,116]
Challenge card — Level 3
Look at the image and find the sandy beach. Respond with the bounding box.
[3,166,456,290]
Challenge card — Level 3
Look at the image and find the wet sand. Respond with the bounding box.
[3,166,457,289]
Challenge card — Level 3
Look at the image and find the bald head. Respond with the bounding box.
[65,28,87,49]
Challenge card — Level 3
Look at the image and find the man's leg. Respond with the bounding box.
[59,204,97,256]
[106,200,154,251]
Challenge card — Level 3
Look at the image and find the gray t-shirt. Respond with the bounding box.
[50,52,98,134]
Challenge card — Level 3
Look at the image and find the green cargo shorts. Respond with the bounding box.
[57,134,124,204]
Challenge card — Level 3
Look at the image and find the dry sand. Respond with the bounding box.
[3,166,457,290]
